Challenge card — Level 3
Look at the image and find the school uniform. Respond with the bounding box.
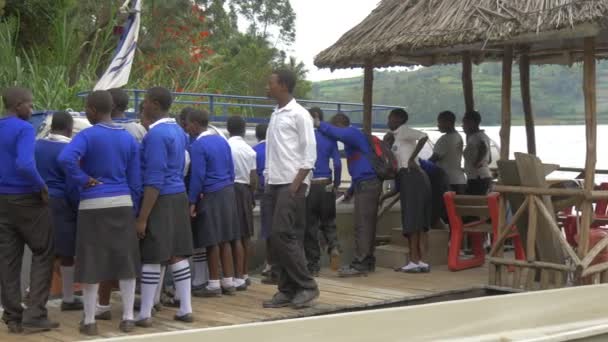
[0,116,54,325]
[35,134,79,258]
[318,122,381,272]
[140,118,193,264]
[253,141,272,240]
[265,99,318,295]
[304,130,342,273]
[433,131,466,194]
[58,123,142,284]
[113,118,147,143]
[464,130,493,195]
[228,136,257,240]
[189,132,239,248]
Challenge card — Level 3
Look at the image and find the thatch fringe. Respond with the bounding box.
[315,0,608,68]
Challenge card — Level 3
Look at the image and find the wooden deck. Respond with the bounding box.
[0,265,488,342]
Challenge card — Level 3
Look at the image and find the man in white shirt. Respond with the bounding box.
[227,116,257,291]
[262,69,319,309]
[430,111,466,194]
[462,111,492,195]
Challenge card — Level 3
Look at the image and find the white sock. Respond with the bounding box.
[401,262,420,271]
[96,303,111,315]
[154,266,166,305]
[82,283,99,325]
[170,260,192,316]
[207,279,220,290]
[192,251,209,287]
[139,264,161,320]
[221,277,234,288]
[119,278,136,321]
[417,261,429,268]
[234,278,246,287]
[60,266,75,303]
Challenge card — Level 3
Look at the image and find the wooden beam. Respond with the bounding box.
[500,46,513,161]
[526,195,538,262]
[520,51,537,155]
[488,257,573,272]
[362,64,374,134]
[462,52,474,112]
[579,37,598,257]
[493,185,585,197]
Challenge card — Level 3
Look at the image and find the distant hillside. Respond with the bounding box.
[311,62,608,126]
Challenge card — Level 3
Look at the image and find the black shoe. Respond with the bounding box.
[135,317,153,328]
[22,318,60,333]
[7,321,23,334]
[236,282,248,291]
[338,265,368,278]
[193,286,222,298]
[245,278,252,286]
[95,310,112,321]
[263,292,293,308]
[119,320,135,333]
[292,288,320,309]
[61,297,84,311]
[79,322,98,336]
[222,286,236,296]
[174,313,194,323]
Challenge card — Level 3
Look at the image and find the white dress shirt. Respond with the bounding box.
[391,125,428,167]
[265,99,317,185]
[228,136,257,185]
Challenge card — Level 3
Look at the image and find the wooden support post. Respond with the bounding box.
[500,46,513,161]
[520,51,536,155]
[362,63,374,134]
[526,195,538,262]
[579,37,597,258]
[462,52,475,112]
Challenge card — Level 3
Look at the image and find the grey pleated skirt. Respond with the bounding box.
[398,167,432,235]
[75,206,140,283]
[234,183,254,239]
[140,192,194,264]
[193,185,240,248]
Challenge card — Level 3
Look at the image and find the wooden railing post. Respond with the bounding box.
[500,46,512,161]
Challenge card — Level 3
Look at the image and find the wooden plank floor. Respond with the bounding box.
[0,265,487,342]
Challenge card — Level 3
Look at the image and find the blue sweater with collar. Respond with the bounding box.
[253,141,266,190]
[58,123,142,207]
[313,130,342,188]
[188,134,234,204]
[0,116,46,194]
[35,138,79,206]
[317,122,376,186]
[141,120,187,195]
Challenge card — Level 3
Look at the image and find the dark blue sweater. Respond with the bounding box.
[313,130,342,188]
[35,139,79,206]
[58,123,142,206]
[253,141,266,190]
[318,122,376,185]
[188,134,234,204]
[141,120,187,195]
[0,116,46,194]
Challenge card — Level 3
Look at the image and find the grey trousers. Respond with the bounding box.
[304,182,339,271]
[0,193,54,324]
[267,184,318,295]
[352,178,382,270]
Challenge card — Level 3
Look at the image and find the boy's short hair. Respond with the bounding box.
[255,123,268,141]
[272,69,297,94]
[187,109,209,127]
[87,90,113,114]
[308,107,324,121]
[331,112,350,126]
[108,88,129,112]
[463,110,482,125]
[438,110,456,125]
[147,87,173,111]
[2,87,32,110]
[389,108,409,124]
[227,116,246,136]
[51,111,74,131]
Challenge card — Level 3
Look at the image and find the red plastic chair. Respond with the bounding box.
[564,182,608,247]
[444,192,525,271]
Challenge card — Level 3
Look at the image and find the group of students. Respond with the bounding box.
[0,68,493,336]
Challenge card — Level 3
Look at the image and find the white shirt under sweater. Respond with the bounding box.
[228,136,257,185]
[265,99,317,186]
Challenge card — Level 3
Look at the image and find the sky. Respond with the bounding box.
[288,0,382,82]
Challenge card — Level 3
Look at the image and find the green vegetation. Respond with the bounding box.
[312,63,608,126]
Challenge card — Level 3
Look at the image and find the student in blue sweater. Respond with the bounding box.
[58,90,141,336]
[34,111,83,312]
[305,107,342,276]
[0,87,58,334]
[314,112,381,277]
[109,88,146,143]
[185,109,240,297]
[135,87,194,326]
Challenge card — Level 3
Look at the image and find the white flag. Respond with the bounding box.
[94,0,142,90]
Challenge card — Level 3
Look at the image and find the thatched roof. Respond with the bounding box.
[315,0,608,69]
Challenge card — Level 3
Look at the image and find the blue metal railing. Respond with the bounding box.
[76,90,401,129]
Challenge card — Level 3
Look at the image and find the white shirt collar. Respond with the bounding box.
[149,117,176,130]
[46,133,72,143]
[196,129,214,140]
[274,98,297,113]
[229,136,245,142]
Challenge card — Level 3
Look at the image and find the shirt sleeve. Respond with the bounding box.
[58,132,92,187]
[126,138,143,214]
[184,150,191,177]
[16,125,45,189]
[318,122,364,149]
[331,142,342,188]
[296,111,317,170]
[188,143,206,204]
[142,132,167,190]
[394,126,427,142]
[434,135,447,158]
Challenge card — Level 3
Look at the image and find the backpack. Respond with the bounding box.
[366,134,398,180]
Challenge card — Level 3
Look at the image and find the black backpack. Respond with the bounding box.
[365,134,398,180]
